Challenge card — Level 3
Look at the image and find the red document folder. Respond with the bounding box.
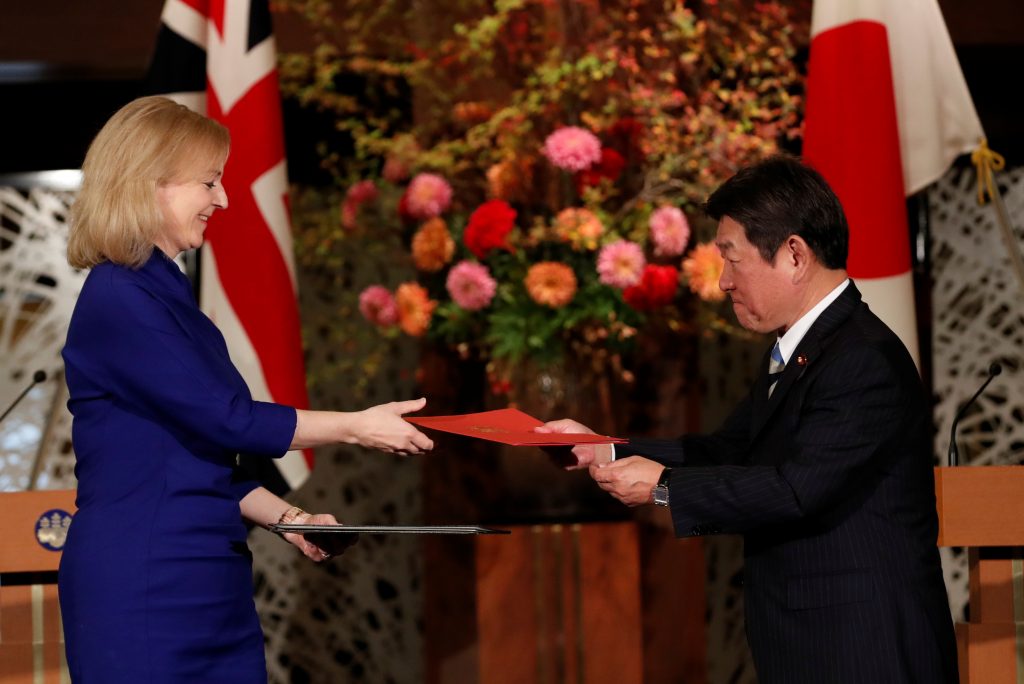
[407,408,627,446]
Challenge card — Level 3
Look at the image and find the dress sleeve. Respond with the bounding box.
[229,466,262,502]
[616,392,754,467]
[64,270,297,457]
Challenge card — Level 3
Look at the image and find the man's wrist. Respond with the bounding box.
[652,467,671,507]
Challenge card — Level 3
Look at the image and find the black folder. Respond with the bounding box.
[271,523,510,535]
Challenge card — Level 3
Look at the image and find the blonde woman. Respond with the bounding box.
[58,96,432,682]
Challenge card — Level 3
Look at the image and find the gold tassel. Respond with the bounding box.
[971,138,1006,205]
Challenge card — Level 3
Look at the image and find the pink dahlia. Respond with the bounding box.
[543,126,602,172]
[597,240,646,289]
[358,285,398,326]
[383,156,410,183]
[346,179,379,205]
[446,261,498,312]
[404,173,453,220]
[649,206,691,257]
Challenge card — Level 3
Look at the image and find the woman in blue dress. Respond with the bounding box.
[58,96,434,683]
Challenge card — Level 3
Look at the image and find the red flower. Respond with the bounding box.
[623,264,679,311]
[575,147,626,192]
[405,41,428,61]
[607,117,646,159]
[397,192,415,224]
[463,200,517,259]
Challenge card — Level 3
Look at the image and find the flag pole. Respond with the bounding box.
[973,139,1024,294]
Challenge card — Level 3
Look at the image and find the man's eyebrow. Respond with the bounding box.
[715,240,733,251]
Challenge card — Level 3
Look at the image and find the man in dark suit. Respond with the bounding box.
[540,156,958,683]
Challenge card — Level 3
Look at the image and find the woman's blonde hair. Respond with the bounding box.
[68,96,230,269]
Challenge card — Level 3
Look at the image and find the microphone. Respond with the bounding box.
[0,369,48,425]
[948,362,1002,467]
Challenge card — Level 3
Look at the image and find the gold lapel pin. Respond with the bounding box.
[796,355,808,366]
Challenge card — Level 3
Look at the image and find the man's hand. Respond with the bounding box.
[536,418,614,470]
[589,456,665,507]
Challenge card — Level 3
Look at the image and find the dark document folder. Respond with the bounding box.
[271,524,510,535]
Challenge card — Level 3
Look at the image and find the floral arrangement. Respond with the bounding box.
[278,0,807,393]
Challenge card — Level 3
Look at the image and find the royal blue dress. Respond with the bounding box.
[59,250,297,683]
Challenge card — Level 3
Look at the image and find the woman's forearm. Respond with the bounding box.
[290,409,357,450]
[239,486,298,528]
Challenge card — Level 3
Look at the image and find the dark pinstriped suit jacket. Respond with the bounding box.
[620,282,957,683]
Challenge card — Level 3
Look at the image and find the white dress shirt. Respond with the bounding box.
[773,278,850,366]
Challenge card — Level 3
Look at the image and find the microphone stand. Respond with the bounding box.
[27,370,67,491]
[0,369,48,424]
[948,363,1002,467]
[0,370,50,490]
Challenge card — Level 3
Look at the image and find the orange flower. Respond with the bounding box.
[452,101,494,125]
[396,282,436,336]
[411,218,455,272]
[486,161,516,200]
[553,207,604,250]
[486,157,533,201]
[525,262,577,308]
[681,242,726,302]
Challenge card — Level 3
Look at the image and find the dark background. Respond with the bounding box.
[0,0,1022,179]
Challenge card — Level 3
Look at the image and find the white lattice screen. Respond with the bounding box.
[0,180,82,490]
[930,163,1024,621]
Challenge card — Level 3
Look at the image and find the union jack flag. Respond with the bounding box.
[145,0,313,494]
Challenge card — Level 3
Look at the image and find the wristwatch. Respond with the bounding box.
[652,467,672,507]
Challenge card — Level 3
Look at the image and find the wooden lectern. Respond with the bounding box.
[426,521,675,683]
[0,489,76,684]
[935,466,1024,683]
[474,522,643,683]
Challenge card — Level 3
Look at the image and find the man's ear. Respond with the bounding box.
[786,235,813,282]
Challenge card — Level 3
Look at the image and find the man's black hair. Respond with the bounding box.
[704,155,849,269]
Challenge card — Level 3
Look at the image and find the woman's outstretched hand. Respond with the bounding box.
[351,397,434,455]
[291,399,434,454]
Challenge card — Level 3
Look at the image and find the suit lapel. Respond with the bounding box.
[749,281,863,440]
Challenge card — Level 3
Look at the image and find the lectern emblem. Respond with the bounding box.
[35,509,73,551]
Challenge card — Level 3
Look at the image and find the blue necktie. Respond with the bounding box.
[768,342,785,397]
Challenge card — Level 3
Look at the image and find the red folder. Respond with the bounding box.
[407,408,627,446]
